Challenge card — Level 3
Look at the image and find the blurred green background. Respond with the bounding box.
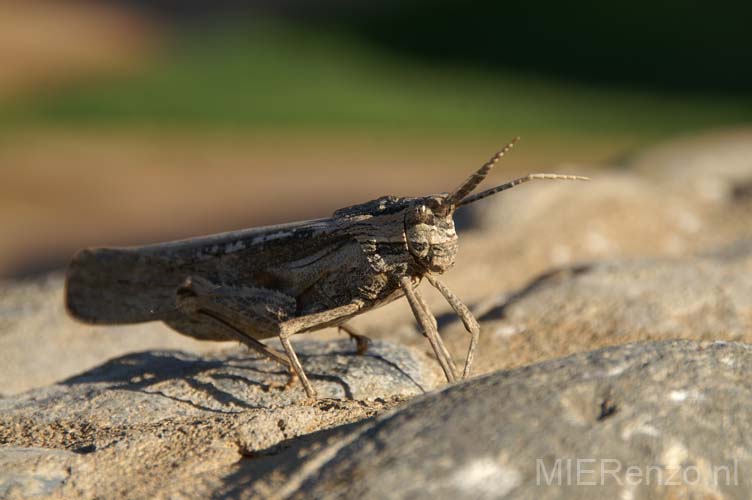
[1,0,750,277]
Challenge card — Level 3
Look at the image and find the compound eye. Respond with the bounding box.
[426,196,450,217]
[432,201,450,217]
[415,204,433,224]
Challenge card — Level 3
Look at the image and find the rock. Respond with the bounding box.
[2,131,752,499]
[2,339,435,418]
[459,243,752,375]
[286,340,752,500]
[0,448,81,499]
[428,184,747,322]
[624,129,752,203]
[458,172,710,258]
[0,273,234,395]
[445,130,752,309]
[0,339,437,499]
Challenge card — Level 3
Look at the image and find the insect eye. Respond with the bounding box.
[433,204,449,217]
[415,204,433,224]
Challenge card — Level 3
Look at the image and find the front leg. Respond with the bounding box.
[399,276,458,383]
[425,274,480,378]
[411,284,459,379]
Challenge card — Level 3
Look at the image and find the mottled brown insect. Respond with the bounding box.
[65,138,588,398]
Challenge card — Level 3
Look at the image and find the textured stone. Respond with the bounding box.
[456,243,752,376]
[444,130,752,311]
[0,448,81,499]
[2,131,752,499]
[2,339,435,419]
[0,273,231,395]
[625,128,752,203]
[0,340,436,499]
[289,340,752,500]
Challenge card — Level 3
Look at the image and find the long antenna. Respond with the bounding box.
[446,137,520,205]
[457,173,590,207]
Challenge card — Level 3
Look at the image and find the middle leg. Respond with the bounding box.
[338,323,371,355]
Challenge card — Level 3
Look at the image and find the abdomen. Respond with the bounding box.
[66,248,182,324]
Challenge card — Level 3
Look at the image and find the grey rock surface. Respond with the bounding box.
[461,172,705,255]
[290,340,752,500]
[449,129,752,311]
[486,250,752,339]
[2,130,752,499]
[625,128,752,203]
[452,241,752,376]
[2,339,435,416]
[0,340,437,499]
[0,273,233,395]
[0,448,81,499]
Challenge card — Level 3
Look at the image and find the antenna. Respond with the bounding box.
[446,137,520,205]
[457,173,590,207]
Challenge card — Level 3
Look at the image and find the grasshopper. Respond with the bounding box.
[65,138,588,398]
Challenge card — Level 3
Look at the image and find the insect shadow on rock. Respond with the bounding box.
[65,137,589,399]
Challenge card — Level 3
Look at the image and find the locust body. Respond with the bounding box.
[66,138,588,397]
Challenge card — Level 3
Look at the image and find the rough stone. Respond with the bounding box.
[0,273,233,395]
[456,169,748,273]
[457,243,752,375]
[444,130,752,310]
[2,131,752,499]
[625,128,752,203]
[0,448,82,499]
[288,340,752,500]
[0,339,437,499]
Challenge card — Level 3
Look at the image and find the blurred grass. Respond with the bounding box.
[2,19,751,140]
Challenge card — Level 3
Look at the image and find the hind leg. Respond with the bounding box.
[175,277,366,399]
[174,276,304,389]
[187,308,290,367]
